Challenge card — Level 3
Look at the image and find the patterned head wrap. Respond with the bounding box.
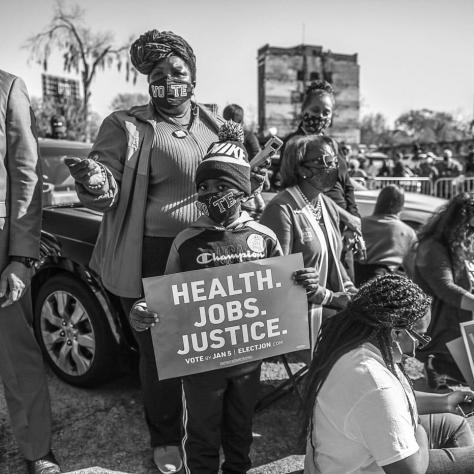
[130,30,196,81]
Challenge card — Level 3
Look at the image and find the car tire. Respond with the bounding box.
[33,273,117,387]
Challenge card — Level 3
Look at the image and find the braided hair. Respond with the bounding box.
[130,29,196,81]
[301,273,431,445]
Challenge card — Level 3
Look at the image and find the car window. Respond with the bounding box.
[39,141,91,206]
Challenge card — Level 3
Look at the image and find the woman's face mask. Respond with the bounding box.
[302,113,332,135]
[305,168,339,192]
[299,144,339,192]
[149,77,193,109]
[301,92,334,135]
[196,191,243,225]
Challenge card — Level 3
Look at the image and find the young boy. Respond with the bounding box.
[170,122,286,473]
[132,122,283,474]
[130,122,335,473]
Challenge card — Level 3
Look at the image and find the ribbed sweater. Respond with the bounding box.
[145,114,219,237]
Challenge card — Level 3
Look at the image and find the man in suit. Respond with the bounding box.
[0,69,60,474]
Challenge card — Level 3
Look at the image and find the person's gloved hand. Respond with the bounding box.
[64,157,104,188]
[250,158,271,194]
[129,300,159,332]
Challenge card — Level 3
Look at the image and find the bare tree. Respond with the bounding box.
[110,93,149,112]
[25,0,135,140]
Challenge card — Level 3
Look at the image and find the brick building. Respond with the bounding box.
[257,44,360,144]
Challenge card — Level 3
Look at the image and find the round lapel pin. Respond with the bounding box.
[172,130,188,138]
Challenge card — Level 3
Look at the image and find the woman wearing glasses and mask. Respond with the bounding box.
[302,274,474,474]
[261,134,357,349]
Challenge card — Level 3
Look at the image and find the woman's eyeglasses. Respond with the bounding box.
[405,328,431,350]
[304,154,338,168]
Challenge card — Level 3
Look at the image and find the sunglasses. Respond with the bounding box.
[404,328,431,350]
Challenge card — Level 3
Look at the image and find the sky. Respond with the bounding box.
[1,0,474,129]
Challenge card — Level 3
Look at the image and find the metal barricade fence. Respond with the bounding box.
[433,176,474,199]
[364,177,433,195]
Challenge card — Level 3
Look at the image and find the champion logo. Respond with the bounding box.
[196,250,265,265]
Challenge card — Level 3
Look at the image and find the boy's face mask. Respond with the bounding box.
[149,77,193,109]
[196,191,243,225]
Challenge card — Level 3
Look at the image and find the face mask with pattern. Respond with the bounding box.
[196,191,243,225]
[149,77,193,109]
[302,113,331,134]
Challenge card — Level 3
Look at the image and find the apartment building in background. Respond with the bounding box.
[257,44,360,144]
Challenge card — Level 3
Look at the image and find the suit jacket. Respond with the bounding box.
[0,70,42,270]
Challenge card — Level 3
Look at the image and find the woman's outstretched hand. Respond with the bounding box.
[129,300,159,332]
[64,157,102,184]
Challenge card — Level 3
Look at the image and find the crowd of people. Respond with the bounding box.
[346,147,470,182]
[2,26,474,474]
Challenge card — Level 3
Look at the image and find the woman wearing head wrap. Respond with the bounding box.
[408,192,474,389]
[261,134,357,350]
[64,29,227,473]
[302,274,474,474]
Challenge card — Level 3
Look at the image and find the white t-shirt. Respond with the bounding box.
[304,343,419,474]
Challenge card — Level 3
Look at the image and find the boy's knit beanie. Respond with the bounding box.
[196,121,251,196]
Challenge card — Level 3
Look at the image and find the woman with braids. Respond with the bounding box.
[64,30,264,474]
[409,192,474,387]
[302,274,474,474]
[261,134,357,350]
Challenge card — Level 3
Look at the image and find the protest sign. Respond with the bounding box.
[446,337,474,389]
[459,320,474,388]
[143,253,309,380]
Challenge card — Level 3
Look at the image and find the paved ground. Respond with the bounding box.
[0,360,306,473]
[1,357,472,474]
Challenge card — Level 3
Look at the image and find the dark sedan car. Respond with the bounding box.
[34,139,136,387]
[34,139,446,387]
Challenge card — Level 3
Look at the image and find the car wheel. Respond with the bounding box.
[34,273,117,387]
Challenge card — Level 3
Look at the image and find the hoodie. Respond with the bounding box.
[164,211,283,377]
[165,211,282,274]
